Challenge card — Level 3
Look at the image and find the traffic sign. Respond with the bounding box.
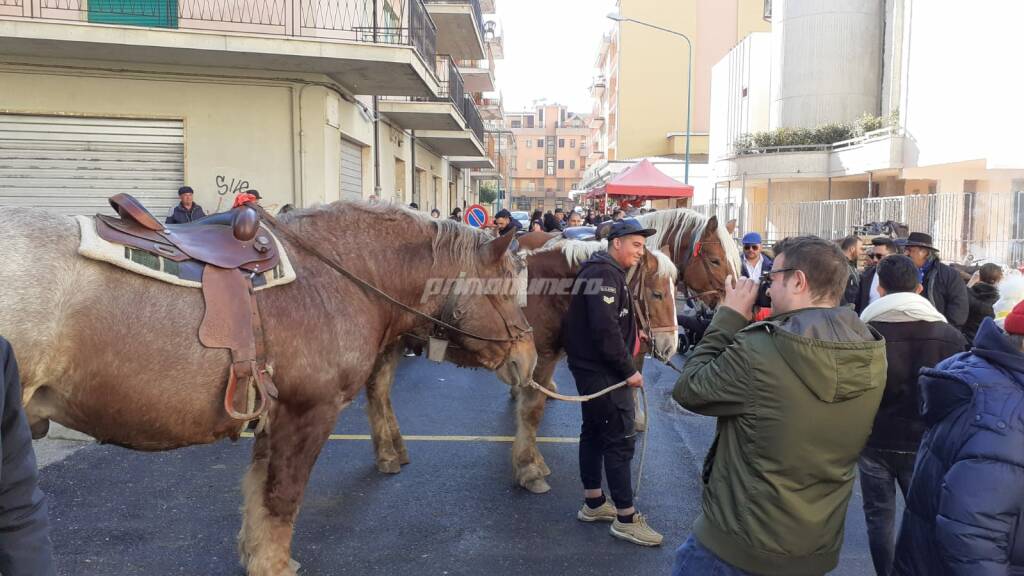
[464,204,490,228]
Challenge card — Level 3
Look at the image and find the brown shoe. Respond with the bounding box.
[577,500,617,523]
[610,513,663,546]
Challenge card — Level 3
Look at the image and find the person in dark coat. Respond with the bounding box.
[493,209,522,236]
[0,337,57,576]
[165,186,206,224]
[542,212,560,233]
[855,238,898,313]
[857,256,966,576]
[893,307,1024,575]
[962,262,1003,343]
[902,232,969,327]
[529,209,544,232]
[739,232,773,310]
[565,218,662,547]
[840,235,863,307]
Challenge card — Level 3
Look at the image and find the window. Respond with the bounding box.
[581,137,587,145]
[546,158,555,176]
[558,138,565,148]
[526,139,532,148]
[526,116,535,128]
[511,120,522,128]
[558,160,564,169]
[570,139,576,148]
[537,139,543,148]
[546,137,555,154]
[570,160,576,169]
[536,160,543,169]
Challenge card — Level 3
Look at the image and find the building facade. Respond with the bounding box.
[505,103,589,213]
[709,0,1024,263]
[0,0,504,220]
[581,0,771,207]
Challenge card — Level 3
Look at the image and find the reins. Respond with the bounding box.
[254,206,529,344]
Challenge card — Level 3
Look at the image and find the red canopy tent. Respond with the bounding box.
[583,159,693,209]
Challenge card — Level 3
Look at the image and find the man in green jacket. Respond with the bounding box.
[671,236,887,576]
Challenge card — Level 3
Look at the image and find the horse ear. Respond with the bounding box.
[481,231,515,264]
[705,215,719,235]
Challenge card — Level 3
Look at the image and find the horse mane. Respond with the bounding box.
[637,209,741,277]
[276,201,512,276]
[524,239,677,281]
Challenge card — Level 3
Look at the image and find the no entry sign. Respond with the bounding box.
[463,204,490,228]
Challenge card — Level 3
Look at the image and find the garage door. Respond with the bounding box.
[340,138,364,202]
[0,114,185,216]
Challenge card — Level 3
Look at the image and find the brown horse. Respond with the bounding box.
[0,202,537,576]
[364,240,679,493]
[517,211,740,306]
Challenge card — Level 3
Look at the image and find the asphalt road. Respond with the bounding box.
[38,355,878,576]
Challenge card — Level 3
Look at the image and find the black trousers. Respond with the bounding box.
[571,368,637,510]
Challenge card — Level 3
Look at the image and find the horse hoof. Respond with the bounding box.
[377,460,401,474]
[521,477,551,494]
[289,558,301,573]
[29,418,49,439]
[399,451,410,466]
[538,460,551,476]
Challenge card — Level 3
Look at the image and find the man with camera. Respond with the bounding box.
[672,236,887,575]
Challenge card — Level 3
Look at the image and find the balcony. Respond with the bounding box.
[458,61,494,92]
[477,95,502,121]
[380,54,464,130]
[415,95,484,156]
[422,0,483,60]
[0,0,440,96]
[450,156,493,169]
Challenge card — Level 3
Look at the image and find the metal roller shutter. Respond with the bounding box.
[0,114,184,216]
[340,138,364,201]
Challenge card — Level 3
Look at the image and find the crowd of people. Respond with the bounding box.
[660,224,1024,575]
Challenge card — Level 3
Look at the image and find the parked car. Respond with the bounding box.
[511,211,530,230]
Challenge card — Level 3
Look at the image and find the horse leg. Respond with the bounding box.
[513,355,556,494]
[365,344,407,474]
[238,401,341,576]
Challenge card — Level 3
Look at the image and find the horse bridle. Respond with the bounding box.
[255,206,532,346]
[676,222,727,302]
[628,254,677,360]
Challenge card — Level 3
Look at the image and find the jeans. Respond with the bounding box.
[858,446,917,576]
[671,535,755,576]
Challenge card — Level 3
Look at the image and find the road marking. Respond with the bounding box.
[239,432,578,444]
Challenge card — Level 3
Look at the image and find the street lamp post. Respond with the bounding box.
[607,11,693,185]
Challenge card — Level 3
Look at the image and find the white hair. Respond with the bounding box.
[524,239,677,280]
[637,209,741,277]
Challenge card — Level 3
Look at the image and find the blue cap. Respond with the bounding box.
[742,232,762,245]
[607,218,656,241]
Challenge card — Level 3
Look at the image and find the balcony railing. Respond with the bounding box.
[422,0,482,41]
[4,0,437,64]
[435,54,464,110]
[461,95,484,144]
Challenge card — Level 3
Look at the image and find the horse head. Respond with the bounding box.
[676,215,737,307]
[435,230,537,389]
[632,248,679,361]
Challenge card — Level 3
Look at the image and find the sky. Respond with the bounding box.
[492,0,618,115]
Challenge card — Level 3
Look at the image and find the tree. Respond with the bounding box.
[478,181,498,204]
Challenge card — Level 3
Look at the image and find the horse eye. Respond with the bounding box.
[652,290,664,300]
[710,259,722,266]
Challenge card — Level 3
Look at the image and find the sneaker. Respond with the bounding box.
[577,500,617,523]
[610,513,663,546]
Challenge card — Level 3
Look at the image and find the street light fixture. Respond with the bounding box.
[606,11,693,185]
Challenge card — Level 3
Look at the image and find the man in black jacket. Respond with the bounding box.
[902,232,969,327]
[857,255,965,576]
[565,218,662,547]
[840,235,862,307]
[0,337,56,576]
[165,186,206,224]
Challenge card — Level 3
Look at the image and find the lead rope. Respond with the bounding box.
[526,378,649,499]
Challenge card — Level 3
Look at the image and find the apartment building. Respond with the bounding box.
[708,0,1024,262]
[0,0,504,219]
[581,0,770,206]
[505,103,589,213]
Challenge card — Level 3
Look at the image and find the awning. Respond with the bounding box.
[604,159,693,198]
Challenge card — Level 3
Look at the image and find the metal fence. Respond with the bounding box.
[435,55,464,109]
[10,0,436,64]
[462,95,484,144]
[696,192,1024,267]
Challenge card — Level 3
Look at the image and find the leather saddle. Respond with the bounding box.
[94,193,279,424]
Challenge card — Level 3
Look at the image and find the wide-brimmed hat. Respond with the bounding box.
[606,218,656,241]
[901,232,937,251]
